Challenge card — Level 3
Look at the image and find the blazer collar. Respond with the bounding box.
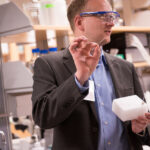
[104,52,121,98]
[104,52,116,64]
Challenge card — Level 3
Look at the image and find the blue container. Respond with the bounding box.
[32,48,40,53]
[49,47,57,52]
[40,49,49,55]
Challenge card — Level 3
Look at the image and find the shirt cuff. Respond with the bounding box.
[74,76,89,93]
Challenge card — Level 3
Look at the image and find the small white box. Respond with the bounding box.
[112,95,148,122]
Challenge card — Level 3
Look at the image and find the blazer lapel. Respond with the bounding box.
[88,102,99,122]
[88,53,122,123]
[104,52,122,98]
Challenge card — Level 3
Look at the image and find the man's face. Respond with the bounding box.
[79,0,114,45]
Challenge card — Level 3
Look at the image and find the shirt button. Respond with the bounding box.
[108,142,111,145]
[104,121,108,125]
[101,102,104,106]
[97,84,101,87]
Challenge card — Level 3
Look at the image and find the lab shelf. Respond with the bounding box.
[1,25,150,67]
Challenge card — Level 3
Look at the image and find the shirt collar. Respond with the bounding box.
[97,48,108,68]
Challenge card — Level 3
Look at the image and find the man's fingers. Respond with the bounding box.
[135,117,148,124]
[92,45,101,58]
[80,40,90,49]
[145,113,150,124]
[76,41,99,56]
[133,118,147,129]
[145,113,150,119]
[135,121,147,128]
[69,42,79,53]
[132,119,147,133]
[82,42,99,55]
[70,37,100,62]
[70,36,88,53]
[74,36,88,43]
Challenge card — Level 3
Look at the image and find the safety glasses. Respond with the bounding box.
[80,11,120,24]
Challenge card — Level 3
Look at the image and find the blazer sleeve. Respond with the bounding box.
[32,56,88,129]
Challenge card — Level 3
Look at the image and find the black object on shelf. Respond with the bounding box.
[103,33,126,59]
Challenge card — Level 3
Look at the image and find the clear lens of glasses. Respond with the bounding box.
[96,12,120,23]
[80,11,120,24]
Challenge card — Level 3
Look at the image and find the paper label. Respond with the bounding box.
[84,80,95,102]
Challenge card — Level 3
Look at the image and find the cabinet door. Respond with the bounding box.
[0,43,12,150]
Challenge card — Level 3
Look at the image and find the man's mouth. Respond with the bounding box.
[104,30,111,35]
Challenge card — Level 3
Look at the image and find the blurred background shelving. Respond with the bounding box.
[1,25,150,67]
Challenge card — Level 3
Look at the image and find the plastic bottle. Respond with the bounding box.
[31,141,45,150]
[32,48,40,60]
[39,0,69,26]
[34,125,41,140]
[49,47,57,52]
[40,49,49,56]
[27,48,40,72]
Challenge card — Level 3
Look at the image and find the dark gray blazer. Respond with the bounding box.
[32,49,150,150]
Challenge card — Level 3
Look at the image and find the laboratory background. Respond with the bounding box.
[0,0,150,150]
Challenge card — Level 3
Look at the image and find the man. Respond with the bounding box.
[32,0,150,149]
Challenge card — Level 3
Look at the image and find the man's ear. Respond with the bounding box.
[74,15,84,31]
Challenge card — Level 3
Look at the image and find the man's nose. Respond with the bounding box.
[105,21,115,27]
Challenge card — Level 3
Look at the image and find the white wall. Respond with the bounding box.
[122,0,150,26]
[0,0,9,5]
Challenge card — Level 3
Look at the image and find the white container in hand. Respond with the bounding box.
[112,95,148,122]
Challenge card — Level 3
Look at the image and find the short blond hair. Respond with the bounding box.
[67,0,88,31]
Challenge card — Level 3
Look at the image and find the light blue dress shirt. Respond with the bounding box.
[75,50,130,150]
